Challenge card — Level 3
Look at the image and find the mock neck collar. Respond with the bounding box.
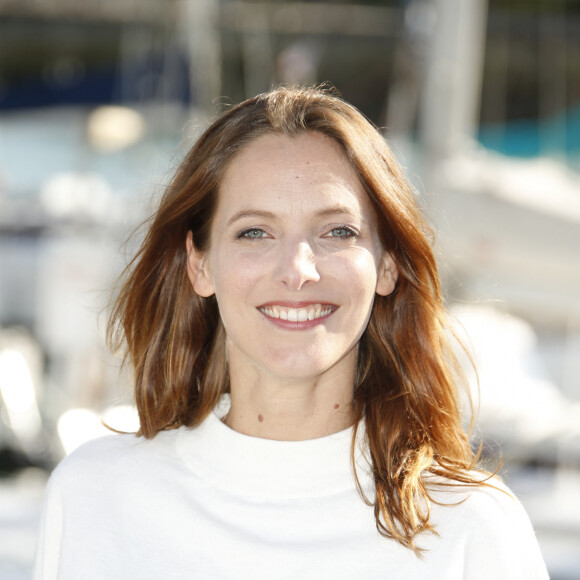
[176,396,370,500]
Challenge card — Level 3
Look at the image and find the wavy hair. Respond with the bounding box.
[108,85,485,552]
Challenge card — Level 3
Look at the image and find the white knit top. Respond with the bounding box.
[34,398,549,579]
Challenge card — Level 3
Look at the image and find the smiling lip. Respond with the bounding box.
[258,303,337,324]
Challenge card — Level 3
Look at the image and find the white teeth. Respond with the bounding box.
[260,304,333,322]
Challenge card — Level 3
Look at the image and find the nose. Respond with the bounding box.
[276,240,320,290]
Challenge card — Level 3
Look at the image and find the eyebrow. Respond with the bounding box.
[226,210,276,226]
[226,206,361,226]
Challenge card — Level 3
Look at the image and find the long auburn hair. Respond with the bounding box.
[108,85,486,552]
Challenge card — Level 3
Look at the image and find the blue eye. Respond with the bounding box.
[239,228,267,239]
[327,227,356,238]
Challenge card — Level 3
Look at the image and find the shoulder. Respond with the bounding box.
[426,475,549,579]
[53,432,144,474]
[48,429,180,493]
[441,476,524,515]
[60,432,142,463]
[427,475,532,534]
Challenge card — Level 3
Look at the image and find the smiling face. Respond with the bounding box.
[186,132,397,390]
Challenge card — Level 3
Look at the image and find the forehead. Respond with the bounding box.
[216,132,373,217]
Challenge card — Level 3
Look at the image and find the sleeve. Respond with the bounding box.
[460,484,550,580]
[33,468,65,580]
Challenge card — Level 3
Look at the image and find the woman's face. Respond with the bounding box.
[187,132,397,386]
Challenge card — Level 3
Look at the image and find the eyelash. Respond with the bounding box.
[325,226,358,239]
[236,225,358,240]
[237,228,268,240]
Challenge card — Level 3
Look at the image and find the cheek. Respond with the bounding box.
[211,250,267,299]
[332,249,379,294]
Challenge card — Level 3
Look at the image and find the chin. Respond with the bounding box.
[263,348,357,382]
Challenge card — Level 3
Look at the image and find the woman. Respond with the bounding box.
[35,86,548,579]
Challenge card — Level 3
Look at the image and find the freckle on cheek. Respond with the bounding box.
[258,414,264,423]
[333,404,340,410]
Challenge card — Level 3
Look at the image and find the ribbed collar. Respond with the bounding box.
[176,396,371,500]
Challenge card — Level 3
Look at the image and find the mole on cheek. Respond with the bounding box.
[333,404,340,410]
[258,414,264,423]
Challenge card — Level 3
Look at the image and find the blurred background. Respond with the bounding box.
[0,0,579,577]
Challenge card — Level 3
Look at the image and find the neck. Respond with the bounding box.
[223,364,356,441]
